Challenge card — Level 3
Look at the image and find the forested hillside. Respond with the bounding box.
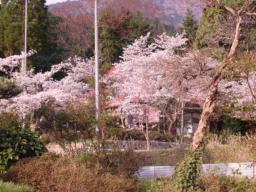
[48,0,203,26]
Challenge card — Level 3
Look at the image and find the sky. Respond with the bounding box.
[46,0,67,5]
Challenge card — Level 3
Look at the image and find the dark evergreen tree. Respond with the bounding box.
[0,0,50,57]
[178,9,198,48]
[30,13,67,73]
[93,8,153,75]
[143,17,176,38]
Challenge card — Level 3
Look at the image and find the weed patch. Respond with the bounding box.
[1,152,138,192]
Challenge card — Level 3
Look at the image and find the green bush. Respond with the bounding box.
[215,116,252,135]
[124,130,145,140]
[99,148,142,178]
[172,148,203,191]
[0,180,35,192]
[105,128,126,139]
[0,129,47,173]
[34,98,95,144]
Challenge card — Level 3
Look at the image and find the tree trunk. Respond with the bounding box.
[191,15,242,150]
[191,83,218,150]
[146,121,150,151]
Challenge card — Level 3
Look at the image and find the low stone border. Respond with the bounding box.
[138,162,256,179]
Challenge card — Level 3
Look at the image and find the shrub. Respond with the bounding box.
[34,98,95,145]
[172,148,203,191]
[99,148,142,178]
[0,128,47,173]
[214,116,252,135]
[149,131,173,142]
[2,153,136,192]
[75,140,143,178]
[105,128,126,139]
[0,113,21,130]
[40,134,55,144]
[0,180,35,192]
[138,178,173,192]
[124,130,145,140]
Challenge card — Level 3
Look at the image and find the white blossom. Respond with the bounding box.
[0,55,94,115]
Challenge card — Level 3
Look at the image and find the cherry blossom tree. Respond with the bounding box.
[0,54,94,116]
[110,32,219,149]
[111,30,255,149]
[111,32,216,125]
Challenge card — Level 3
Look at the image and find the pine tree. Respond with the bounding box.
[179,9,198,48]
[93,8,153,75]
[0,0,50,57]
[0,77,22,99]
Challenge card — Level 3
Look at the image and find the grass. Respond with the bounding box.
[136,134,256,166]
[0,180,35,192]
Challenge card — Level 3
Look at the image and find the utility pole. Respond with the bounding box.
[22,0,28,76]
[22,0,28,129]
[95,0,100,133]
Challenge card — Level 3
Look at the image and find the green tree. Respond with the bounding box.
[195,0,256,59]
[179,9,198,48]
[92,8,153,75]
[152,18,176,37]
[0,77,22,99]
[0,0,50,57]
[29,13,67,73]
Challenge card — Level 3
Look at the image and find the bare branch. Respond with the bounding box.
[246,12,256,16]
[238,0,254,14]
[216,0,237,16]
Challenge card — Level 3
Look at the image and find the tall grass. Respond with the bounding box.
[203,134,256,164]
